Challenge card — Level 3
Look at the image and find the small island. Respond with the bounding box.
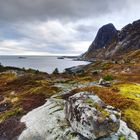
[18,57,26,59]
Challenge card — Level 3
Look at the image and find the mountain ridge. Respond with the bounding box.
[82,19,140,61]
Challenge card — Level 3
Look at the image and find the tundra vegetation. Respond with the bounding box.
[0,54,140,139]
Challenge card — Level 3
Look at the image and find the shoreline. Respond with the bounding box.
[0,56,90,74]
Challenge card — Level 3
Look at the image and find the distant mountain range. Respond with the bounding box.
[82,19,140,61]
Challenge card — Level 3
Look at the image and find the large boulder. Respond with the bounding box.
[64,92,121,140]
[18,92,138,140]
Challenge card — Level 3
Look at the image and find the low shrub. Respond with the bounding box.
[103,74,114,81]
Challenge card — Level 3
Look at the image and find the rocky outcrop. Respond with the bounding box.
[98,78,111,87]
[18,90,138,140]
[65,65,85,75]
[0,102,12,112]
[64,92,120,140]
[82,19,140,60]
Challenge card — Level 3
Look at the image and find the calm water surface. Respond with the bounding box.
[0,56,90,73]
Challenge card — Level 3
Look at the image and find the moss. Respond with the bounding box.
[103,74,114,81]
[54,79,75,84]
[101,62,113,70]
[0,73,17,83]
[94,103,110,118]
[118,134,126,140]
[85,98,110,118]
[23,85,61,98]
[74,86,138,110]
[85,98,95,107]
[118,83,140,95]
[78,76,92,82]
[10,97,19,103]
[0,107,23,122]
[123,109,140,132]
[54,94,65,99]
[111,83,140,132]
[101,110,110,118]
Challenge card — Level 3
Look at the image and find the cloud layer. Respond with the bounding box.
[0,0,140,55]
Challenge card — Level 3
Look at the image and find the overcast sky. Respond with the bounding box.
[0,0,140,55]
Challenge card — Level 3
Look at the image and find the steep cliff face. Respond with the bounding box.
[83,23,118,59]
[83,19,140,60]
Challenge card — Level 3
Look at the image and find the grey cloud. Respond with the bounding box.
[0,0,128,22]
[74,24,98,41]
[75,25,97,33]
[0,0,140,55]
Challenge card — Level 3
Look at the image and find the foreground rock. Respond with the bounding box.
[18,91,138,140]
[98,78,111,87]
[65,92,120,140]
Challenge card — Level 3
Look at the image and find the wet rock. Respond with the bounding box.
[98,78,111,87]
[64,92,121,140]
[65,65,85,75]
[0,102,12,112]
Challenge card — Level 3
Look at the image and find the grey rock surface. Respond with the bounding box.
[18,90,138,140]
[64,92,120,140]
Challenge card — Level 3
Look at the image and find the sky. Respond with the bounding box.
[0,0,140,55]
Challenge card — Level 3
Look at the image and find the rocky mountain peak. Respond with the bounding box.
[82,23,118,59]
[82,19,140,60]
[88,23,117,51]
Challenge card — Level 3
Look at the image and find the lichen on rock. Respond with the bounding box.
[64,92,121,140]
[18,91,138,140]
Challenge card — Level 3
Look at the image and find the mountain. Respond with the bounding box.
[83,23,118,58]
[82,19,140,60]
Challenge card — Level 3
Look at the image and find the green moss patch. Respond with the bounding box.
[118,134,126,140]
[118,83,140,95]
[0,107,23,122]
[103,74,114,81]
[123,109,140,132]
